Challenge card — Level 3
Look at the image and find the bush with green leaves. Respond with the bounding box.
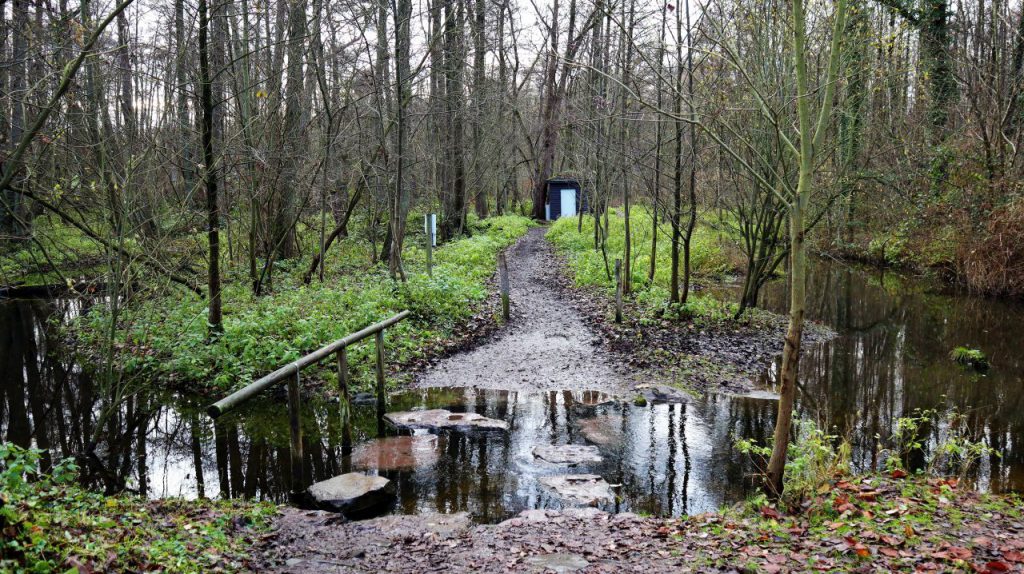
[882,408,999,479]
[949,346,989,370]
[736,419,852,507]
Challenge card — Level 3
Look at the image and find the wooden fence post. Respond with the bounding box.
[375,330,386,434]
[614,258,623,324]
[498,252,510,321]
[337,346,352,453]
[286,369,303,497]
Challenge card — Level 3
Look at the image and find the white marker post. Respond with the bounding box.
[425,214,436,276]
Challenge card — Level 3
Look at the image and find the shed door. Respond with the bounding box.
[559,189,576,218]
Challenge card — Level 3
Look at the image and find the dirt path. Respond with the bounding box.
[416,227,630,394]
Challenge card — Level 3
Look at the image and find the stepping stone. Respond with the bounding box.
[523,553,590,573]
[538,474,614,506]
[307,473,395,516]
[532,444,603,465]
[633,383,690,404]
[385,409,509,432]
[350,435,440,471]
[577,415,621,446]
[729,389,781,401]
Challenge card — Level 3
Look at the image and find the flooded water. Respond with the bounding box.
[2,259,1023,521]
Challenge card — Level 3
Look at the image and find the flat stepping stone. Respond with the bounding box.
[532,444,603,465]
[633,383,690,403]
[538,474,614,506]
[307,473,395,516]
[350,435,440,471]
[385,409,509,432]
[577,415,622,446]
[729,389,781,400]
[523,553,590,573]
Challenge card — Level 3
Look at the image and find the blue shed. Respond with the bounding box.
[544,178,587,220]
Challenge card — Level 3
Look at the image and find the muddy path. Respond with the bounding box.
[416,227,631,394]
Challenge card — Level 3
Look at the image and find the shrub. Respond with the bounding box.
[736,419,851,508]
[949,346,989,370]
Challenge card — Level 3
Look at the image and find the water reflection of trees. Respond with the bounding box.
[5,270,1023,520]
[760,260,1024,493]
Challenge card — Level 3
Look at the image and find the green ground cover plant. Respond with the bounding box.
[0,443,275,573]
[73,215,534,394]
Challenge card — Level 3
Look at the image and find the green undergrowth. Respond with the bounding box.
[547,209,756,324]
[0,216,108,285]
[0,443,275,573]
[73,214,534,394]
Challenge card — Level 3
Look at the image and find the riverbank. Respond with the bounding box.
[67,215,535,397]
[822,194,1024,300]
[546,214,834,393]
[0,444,275,572]
[255,473,1024,573]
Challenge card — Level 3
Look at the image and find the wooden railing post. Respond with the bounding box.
[374,329,386,435]
[286,369,303,497]
[337,346,352,454]
[614,258,623,324]
[498,252,510,321]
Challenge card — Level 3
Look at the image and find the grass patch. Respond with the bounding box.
[546,208,731,292]
[73,215,534,393]
[547,208,749,323]
[1,443,275,573]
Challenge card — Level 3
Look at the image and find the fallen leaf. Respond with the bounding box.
[880,547,900,557]
[1004,551,1024,563]
[891,469,908,479]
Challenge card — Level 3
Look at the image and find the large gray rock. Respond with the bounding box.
[307,473,395,516]
[385,408,509,432]
[538,474,614,506]
[532,444,603,465]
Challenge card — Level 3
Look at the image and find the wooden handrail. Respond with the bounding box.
[205,309,411,497]
[207,310,410,418]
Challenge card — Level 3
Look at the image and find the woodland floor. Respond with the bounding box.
[255,476,1024,573]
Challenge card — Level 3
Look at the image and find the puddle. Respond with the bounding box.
[5,255,1024,523]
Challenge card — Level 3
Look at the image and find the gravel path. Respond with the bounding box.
[416,227,630,393]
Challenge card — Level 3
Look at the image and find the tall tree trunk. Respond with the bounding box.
[272,0,307,260]
[174,0,194,202]
[2,0,29,238]
[471,0,488,218]
[620,0,635,294]
[441,0,467,239]
[669,1,683,305]
[198,0,222,335]
[680,0,698,305]
[389,0,412,278]
[765,0,849,498]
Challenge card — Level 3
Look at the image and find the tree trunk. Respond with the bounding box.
[272,0,307,260]
[198,0,222,336]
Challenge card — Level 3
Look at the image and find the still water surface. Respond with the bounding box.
[2,260,1022,521]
